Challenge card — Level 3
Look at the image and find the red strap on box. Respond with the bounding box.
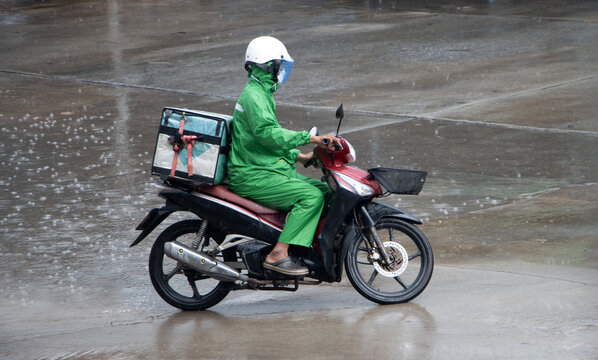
[181,135,196,177]
[168,113,197,178]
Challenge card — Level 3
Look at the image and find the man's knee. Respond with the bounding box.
[300,186,325,208]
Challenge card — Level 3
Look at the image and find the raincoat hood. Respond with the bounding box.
[248,66,279,93]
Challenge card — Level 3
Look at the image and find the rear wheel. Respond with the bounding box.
[148,220,236,311]
[345,218,433,304]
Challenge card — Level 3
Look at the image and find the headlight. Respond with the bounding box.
[336,172,374,196]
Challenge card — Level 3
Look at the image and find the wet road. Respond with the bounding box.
[1,1,597,359]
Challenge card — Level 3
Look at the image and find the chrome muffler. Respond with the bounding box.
[163,241,250,282]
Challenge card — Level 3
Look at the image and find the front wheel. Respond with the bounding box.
[148,220,236,311]
[345,218,433,304]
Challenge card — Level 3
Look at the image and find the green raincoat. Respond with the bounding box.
[227,67,332,247]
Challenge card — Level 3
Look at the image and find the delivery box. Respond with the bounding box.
[151,107,232,186]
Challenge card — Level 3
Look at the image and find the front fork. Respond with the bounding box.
[359,206,392,265]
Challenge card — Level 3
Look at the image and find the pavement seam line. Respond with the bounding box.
[416,115,598,136]
[0,69,237,101]
[432,11,598,24]
[342,112,598,137]
[438,264,596,286]
[3,69,597,137]
[422,73,598,117]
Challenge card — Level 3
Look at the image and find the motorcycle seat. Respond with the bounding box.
[199,185,283,216]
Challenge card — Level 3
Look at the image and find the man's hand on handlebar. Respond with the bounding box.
[310,134,342,151]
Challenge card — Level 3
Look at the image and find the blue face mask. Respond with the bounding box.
[278,58,294,84]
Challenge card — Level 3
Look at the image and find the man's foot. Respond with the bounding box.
[263,257,308,276]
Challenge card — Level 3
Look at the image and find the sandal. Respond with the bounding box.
[263,257,308,276]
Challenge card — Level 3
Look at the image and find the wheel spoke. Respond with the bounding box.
[394,275,408,290]
[188,278,201,299]
[367,269,379,285]
[408,251,421,261]
[165,263,182,281]
[388,228,394,242]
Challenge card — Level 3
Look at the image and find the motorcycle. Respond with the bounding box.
[131,103,433,310]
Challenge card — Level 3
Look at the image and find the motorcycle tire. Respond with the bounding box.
[148,219,236,311]
[345,218,433,304]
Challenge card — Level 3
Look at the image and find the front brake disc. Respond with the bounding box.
[373,242,409,277]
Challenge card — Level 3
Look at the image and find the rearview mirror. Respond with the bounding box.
[335,102,344,120]
[335,102,344,136]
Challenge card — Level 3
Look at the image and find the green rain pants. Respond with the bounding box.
[231,163,332,247]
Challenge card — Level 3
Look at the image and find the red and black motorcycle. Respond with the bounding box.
[131,103,433,310]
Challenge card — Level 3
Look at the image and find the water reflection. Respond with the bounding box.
[154,303,436,359]
[107,0,133,174]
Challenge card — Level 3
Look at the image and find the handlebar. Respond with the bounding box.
[321,137,342,151]
[303,137,343,168]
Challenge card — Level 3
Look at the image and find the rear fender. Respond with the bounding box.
[130,202,185,247]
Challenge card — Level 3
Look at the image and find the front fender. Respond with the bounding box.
[365,201,422,225]
[130,202,185,247]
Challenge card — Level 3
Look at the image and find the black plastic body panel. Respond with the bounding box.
[162,191,282,244]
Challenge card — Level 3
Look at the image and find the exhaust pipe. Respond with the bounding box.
[163,241,250,282]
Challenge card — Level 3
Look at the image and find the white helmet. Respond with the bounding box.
[244,36,294,84]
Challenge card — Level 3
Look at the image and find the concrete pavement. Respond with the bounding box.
[1,1,597,359]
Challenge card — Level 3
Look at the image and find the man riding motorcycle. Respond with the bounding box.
[227,36,341,276]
